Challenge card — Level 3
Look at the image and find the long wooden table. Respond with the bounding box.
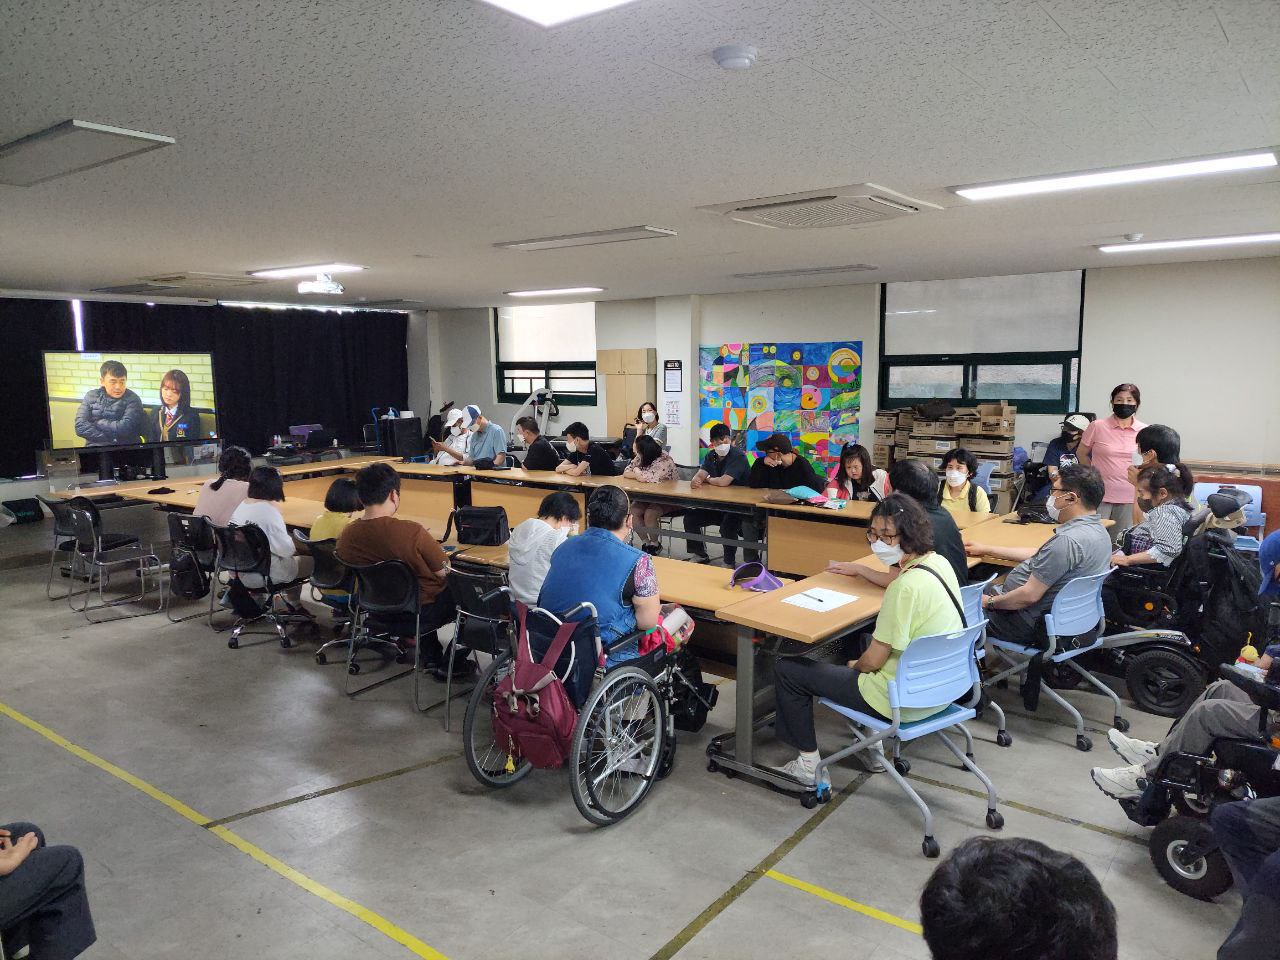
[961,514,1114,567]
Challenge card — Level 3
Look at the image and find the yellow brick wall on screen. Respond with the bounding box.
[44,352,216,408]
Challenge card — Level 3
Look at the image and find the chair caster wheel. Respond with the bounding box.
[280,636,292,649]
[724,769,737,779]
[348,662,361,675]
[996,730,1013,748]
[922,837,940,859]
[894,758,911,776]
[986,810,1005,830]
[816,788,830,804]
[707,758,719,774]
[1113,717,1130,733]
[315,653,327,665]
[801,793,817,809]
[1076,735,1092,752]
[227,638,239,649]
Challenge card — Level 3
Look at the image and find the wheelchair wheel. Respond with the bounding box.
[570,666,666,826]
[1126,649,1206,718]
[1150,816,1232,901]
[463,654,532,789]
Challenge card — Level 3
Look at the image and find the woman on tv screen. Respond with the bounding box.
[149,368,198,442]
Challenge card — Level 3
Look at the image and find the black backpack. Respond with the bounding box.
[1173,530,1264,666]
[668,647,719,733]
[442,506,510,546]
[169,549,210,600]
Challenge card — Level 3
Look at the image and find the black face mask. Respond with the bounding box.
[1112,403,1137,419]
[1061,431,1080,445]
[1136,495,1154,513]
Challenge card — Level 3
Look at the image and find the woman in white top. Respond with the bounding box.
[823,443,887,502]
[633,402,668,448]
[507,492,581,604]
[194,445,252,527]
[432,408,471,466]
[229,466,310,607]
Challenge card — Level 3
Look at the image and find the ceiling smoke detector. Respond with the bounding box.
[712,44,758,70]
[297,273,345,295]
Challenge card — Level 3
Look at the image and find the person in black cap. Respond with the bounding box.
[740,433,824,562]
[425,401,454,445]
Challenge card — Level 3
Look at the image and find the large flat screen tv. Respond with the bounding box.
[43,351,219,451]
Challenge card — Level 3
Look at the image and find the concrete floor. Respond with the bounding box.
[0,505,1240,959]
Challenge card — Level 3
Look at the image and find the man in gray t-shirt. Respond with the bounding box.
[964,465,1113,648]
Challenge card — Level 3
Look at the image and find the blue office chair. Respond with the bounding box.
[983,570,1119,752]
[811,621,1001,858]
[959,574,1010,747]
[973,461,997,497]
[1192,482,1265,537]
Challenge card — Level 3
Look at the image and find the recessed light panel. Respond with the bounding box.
[496,226,676,251]
[249,263,366,279]
[953,150,1277,201]
[477,0,643,27]
[0,119,174,186]
[506,287,604,297]
[1097,232,1280,253]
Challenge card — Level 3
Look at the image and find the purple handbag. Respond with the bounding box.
[729,561,784,593]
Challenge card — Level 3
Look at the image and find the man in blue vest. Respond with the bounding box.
[538,484,661,669]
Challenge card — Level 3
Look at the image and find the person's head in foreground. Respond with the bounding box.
[587,484,631,535]
[354,462,401,515]
[1048,464,1105,520]
[920,836,1118,960]
[99,360,128,398]
[867,492,933,567]
[537,491,580,531]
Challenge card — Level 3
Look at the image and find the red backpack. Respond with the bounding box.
[491,603,581,769]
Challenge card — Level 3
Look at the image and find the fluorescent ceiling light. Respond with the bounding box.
[505,287,604,297]
[221,300,363,314]
[249,263,366,279]
[0,119,174,186]
[732,264,877,280]
[476,0,642,27]
[1097,232,1280,254]
[953,150,1277,201]
[886,309,937,315]
[496,226,675,251]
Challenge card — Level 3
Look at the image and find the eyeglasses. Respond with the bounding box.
[865,528,900,545]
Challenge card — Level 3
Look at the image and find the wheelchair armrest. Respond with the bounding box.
[602,629,647,654]
[1220,663,1280,713]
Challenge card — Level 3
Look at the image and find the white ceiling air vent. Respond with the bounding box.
[341,299,430,310]
[732,264,878,280]
[699,184,941,229]
[91,273,268,295]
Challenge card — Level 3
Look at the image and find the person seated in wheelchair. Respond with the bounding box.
[1103,462,1194,624]
[1091,536,1280,802]
[537,484,661,672]
[771,493,964,788]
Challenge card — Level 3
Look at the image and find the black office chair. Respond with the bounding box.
[344,559,418,698]
[166,513,216,623]
[65,505,162,622]
[209,523,309,649]
[292,531,357,665]
[37,494,139,600]
[441,565,512,729]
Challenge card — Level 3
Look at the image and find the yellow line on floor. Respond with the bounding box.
[765,869,924,935]
[0,700,449,960]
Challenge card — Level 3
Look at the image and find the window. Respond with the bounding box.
[878,271,1083,414]
[494,303,597,405]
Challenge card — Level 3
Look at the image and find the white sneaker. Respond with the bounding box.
[1090,763,1148,800]
[775,756,831,790]
[1108,729,1158,766]
[858,739,886,773]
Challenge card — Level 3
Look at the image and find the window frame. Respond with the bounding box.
[492,308,597,407]
[876,272,1085,415]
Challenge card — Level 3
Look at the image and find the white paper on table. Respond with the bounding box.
[782,588,857,612]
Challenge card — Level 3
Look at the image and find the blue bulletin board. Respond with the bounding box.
[697,341,862,465]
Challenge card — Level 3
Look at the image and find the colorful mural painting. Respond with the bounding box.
[698,341,862,465]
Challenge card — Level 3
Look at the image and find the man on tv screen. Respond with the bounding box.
[74,360,146,446]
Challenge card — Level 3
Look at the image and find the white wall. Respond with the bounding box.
[1080,257,1280,464]
[411,257,1280,467]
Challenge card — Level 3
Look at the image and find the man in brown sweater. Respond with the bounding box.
[338,463,461,675]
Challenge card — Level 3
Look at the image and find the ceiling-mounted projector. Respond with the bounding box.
[298,273,345,295]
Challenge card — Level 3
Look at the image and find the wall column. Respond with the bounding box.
[654,295,701,464]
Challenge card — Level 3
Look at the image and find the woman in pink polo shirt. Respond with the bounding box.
[1078,383,1146,542]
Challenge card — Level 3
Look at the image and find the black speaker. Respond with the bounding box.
[383,417,424,458]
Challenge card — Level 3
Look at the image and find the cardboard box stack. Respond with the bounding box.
[906,410,957,460]
[954,403,1018,512]
[872,411,898,466]
[598,349,657,438]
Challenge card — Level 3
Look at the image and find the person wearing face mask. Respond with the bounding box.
[1078,384,1146,542]
[461,404,508,468]
[742,433,825,563]
[684,423,751,565]
[633,402,667,448]
[538,485,661,669]
[1032,414,1091,502]
[938,448,991,516]
[964,465,1112,708]
[1126,424,1183,519]
[430,408,471,466]
[556,421,621,477]
[507,492,581,604]
[771,494,964,787]
[824,443,887,502]
[513,416,561,472]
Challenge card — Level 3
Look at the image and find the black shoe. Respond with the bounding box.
[642,542,662,555]
[433,658,478,682]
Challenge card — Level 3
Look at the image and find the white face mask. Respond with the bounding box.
[569,523,580,536]
[642,411,656,424]
[450,424,463,437]
[1045,494,1061,521]
[1131,448,1145,467]
[945,469,967,487]
[869,539,904,567]
[714,443,731,457]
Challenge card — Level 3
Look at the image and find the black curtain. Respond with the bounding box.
[83,302,408,454]
[3,298,77,478]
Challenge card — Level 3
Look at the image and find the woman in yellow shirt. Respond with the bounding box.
[772,493,964,787]
[939,448,991,516]
[311,478,362,541]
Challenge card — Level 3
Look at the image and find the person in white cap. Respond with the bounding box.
[430,407,471,465]
[431,404,508,467]
[1032,413,1090,502]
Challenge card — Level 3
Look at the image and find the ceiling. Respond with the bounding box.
[2,0,1278,308]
